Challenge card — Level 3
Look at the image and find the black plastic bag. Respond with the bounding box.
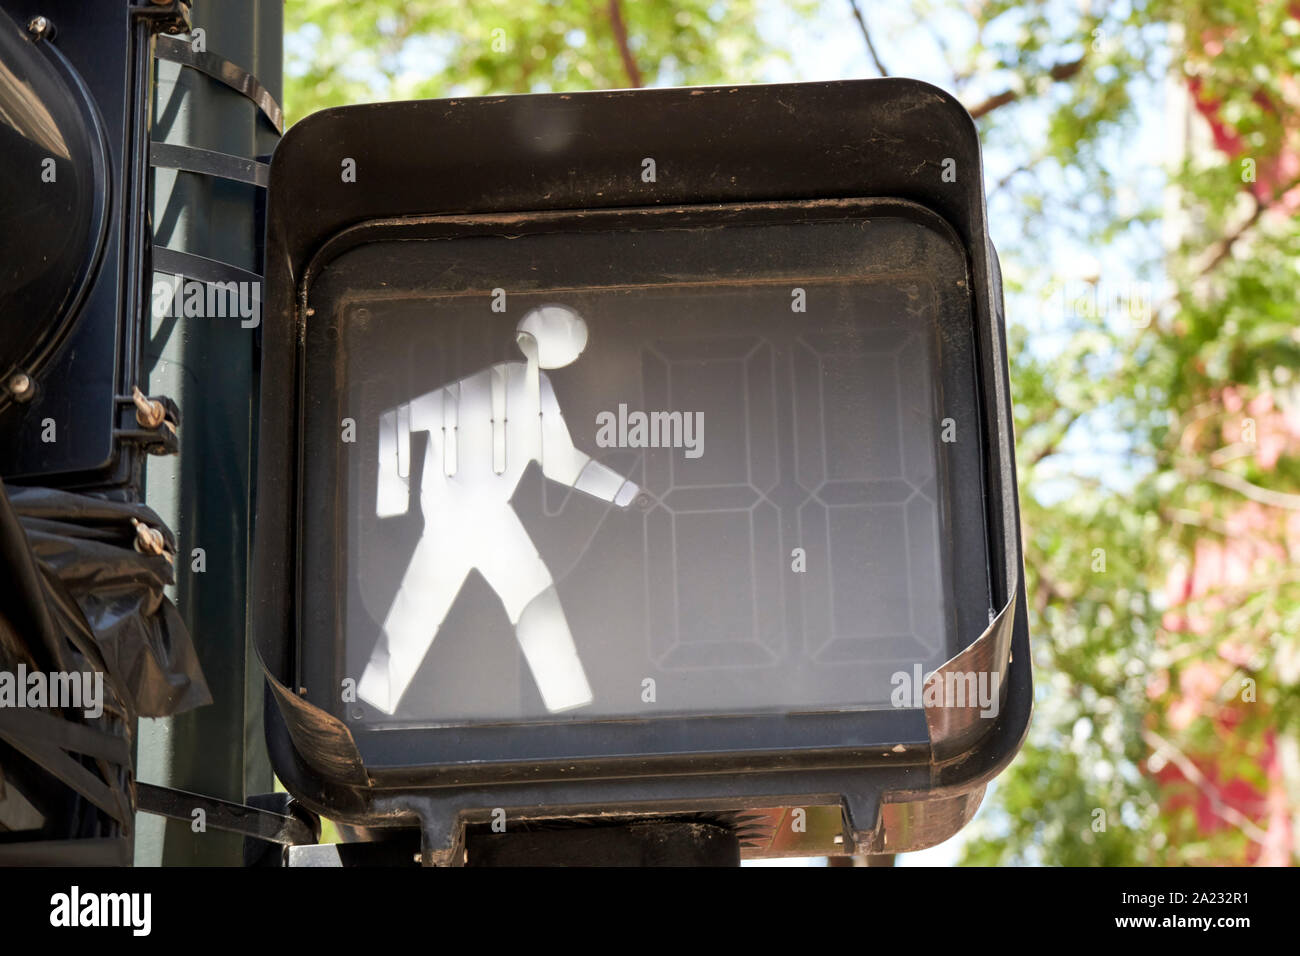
[3,484,210,717]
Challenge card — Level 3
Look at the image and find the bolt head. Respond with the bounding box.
[7,371,34,401]
[27,15,49,37]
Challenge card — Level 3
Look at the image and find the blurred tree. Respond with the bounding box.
[283,0,790,121]
[282,0,1300,864]
[952,0,1300,867]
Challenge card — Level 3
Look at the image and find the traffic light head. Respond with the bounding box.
[0,1,184,488]
[253,78,1031,863]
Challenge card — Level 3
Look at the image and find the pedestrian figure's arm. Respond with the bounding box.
[376,391,442,517]
[539,375,640,508]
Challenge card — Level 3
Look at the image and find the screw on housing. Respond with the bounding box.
[26,15,54,40]
[7,371,35,402]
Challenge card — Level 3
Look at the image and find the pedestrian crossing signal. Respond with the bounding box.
[253,78,1031,864]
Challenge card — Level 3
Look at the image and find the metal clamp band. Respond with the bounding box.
[150,141,269,187]
[154,34,284,134]
[136,783,317,847]
[152,246,264,288]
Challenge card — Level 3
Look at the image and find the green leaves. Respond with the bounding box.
[283,1,779,123]
[280,0,1300,865]
[958,0,1300,867]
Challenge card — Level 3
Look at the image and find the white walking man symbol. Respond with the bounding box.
[357,305,640,715]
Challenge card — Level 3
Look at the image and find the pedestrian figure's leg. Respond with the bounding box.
[514,585,594,712]
[359,532,469,713]
[474,511,593,713]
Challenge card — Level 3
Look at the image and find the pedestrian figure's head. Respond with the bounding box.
[516,304,588,369]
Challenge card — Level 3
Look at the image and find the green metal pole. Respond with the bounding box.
[135,0,283,866]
